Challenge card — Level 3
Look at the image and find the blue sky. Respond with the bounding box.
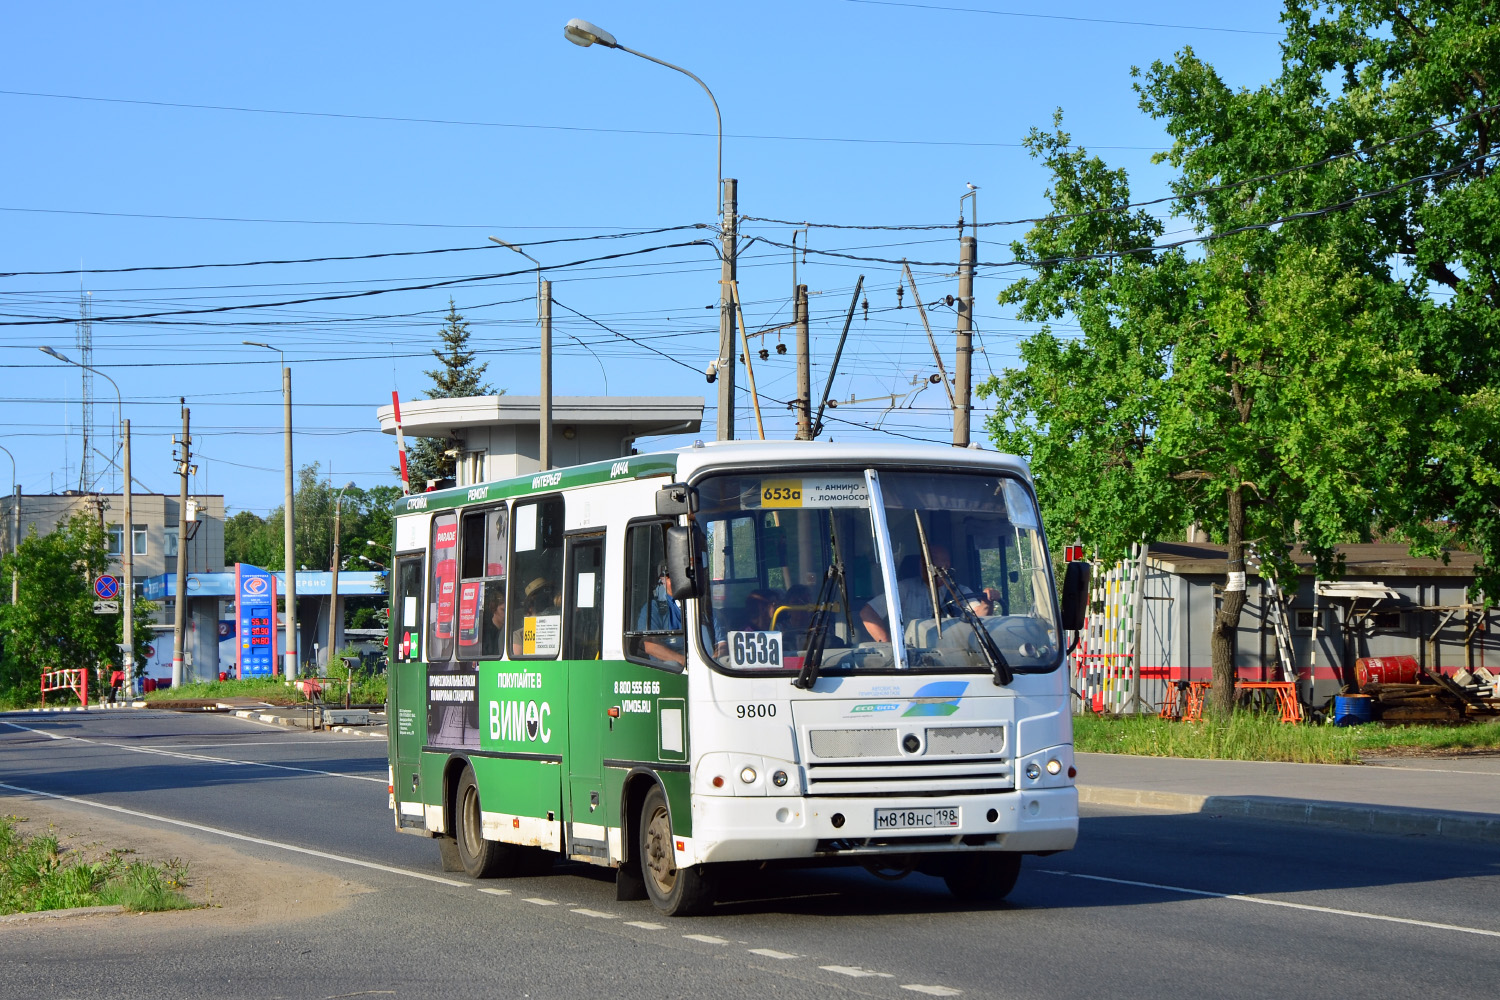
[0,1,1285,518]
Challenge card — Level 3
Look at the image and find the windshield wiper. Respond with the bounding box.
[933,565,1013,686]
[793,523,850,690]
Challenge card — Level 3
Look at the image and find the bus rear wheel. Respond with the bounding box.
[639,785,715,916]
[455,767,519,879]
[943,852,1022,902]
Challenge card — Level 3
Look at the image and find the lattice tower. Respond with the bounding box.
[77,290,94,491]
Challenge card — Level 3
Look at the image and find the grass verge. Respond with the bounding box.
[0,816,195,915]
[1072,711,1500,764]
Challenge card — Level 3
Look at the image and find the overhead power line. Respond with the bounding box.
[836,0,1278,35]
[749,147,1500,270]
[743,102,1500,232]
[0,226,704,278]
[0,241,716,326]
[0,88,1160,151]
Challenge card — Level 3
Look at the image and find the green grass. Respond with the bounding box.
[142,671,386,707]
[0,816,196,914]
[1072,711,1500,764]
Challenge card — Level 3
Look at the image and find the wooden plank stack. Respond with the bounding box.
[1362,666,1500,724]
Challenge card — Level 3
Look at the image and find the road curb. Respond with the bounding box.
[1078,785,1500,845]
[230,709,385,738]
[0,904,126,923]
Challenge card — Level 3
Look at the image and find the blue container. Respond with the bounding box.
[1333,694,1373,726]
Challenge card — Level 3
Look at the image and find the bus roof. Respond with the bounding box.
[392,440,1029,516]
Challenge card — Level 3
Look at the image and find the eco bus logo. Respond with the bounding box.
[902,681,968,717]
[242,576,268,597]
[850,703,899,714]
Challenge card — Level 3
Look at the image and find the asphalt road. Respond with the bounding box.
[2,709,1498,1000]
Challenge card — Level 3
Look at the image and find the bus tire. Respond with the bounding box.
[455,767,519,879]
[639,785,715,916]
[943,852,1021,902]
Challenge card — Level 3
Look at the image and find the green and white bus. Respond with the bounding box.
[386,441,1087,915]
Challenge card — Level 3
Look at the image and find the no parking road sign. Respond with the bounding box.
[94,575,119,600]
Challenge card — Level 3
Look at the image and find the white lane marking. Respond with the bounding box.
[625,921,664,930]
[821,966,894,978]
[1039,869,1500,939]
[902,987,962,996]
[523,898,558,906]
[571,908,617,919]
[748,948,800,960]
[0,720,385,784]
[683,933,730,945]
[0,780,467,887]
[477,888,511,897]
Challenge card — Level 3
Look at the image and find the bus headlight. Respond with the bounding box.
[739,767,757,784]
[1046,758,1062,775]
[1024,762,1041,780]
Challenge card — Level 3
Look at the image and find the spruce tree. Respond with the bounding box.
[405,300,501,487]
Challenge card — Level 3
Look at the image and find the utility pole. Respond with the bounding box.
[10,483,17,605]
[717,178,738,441]
[171,402,190,689]
[953,235,976,447]
[540,279,553,470]
[794,284,811,440]
[122,418,134,697]
[326,485,350,673]
[282,364,297,678]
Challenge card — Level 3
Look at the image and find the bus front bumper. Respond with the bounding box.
[682,787,1077,867]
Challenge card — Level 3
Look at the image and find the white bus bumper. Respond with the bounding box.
[682,786,1078,867]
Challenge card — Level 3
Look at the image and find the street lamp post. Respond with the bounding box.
[0,444,16,607]
[244,341,298,678]
[39,347,134,695]
[562,18,737,441]
[487,237,552,471]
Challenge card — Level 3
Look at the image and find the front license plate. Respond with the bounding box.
[873,806,961,830]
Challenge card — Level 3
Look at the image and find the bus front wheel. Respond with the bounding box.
[943,852,1021,902]
[455,767,519,879]
[639,785,715,916]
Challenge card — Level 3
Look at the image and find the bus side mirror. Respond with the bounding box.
[1060,561,1091,632]
[656,483,697,517]
[665,526,701,600]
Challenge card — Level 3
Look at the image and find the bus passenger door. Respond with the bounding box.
[563,533,607,859]
[390,554,427,830]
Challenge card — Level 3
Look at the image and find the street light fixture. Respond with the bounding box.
[563,17,738,441]
[39,346,136,696]
[562,18,721,215]
[244,340,299,678]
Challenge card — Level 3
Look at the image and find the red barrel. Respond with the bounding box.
[1356,655,1419,686]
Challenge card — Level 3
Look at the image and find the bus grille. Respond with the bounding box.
[809,728,896,758]
[924,725,1004,755]
[805,757,1012,797]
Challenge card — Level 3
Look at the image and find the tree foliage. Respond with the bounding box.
[0,514,156,704]
[984,0,1500,711]
[222,465,399,624]
[405,299,501,487]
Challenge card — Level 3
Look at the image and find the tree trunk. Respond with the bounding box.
[1210,480,1246,717]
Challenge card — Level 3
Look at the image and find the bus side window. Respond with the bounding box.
[508,496,564,659]
[428,513,458,662]
[564,533,605,661]
[458,505,508,659]
[623,520,684,670]
[394,555,424,662]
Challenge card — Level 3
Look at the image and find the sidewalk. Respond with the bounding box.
[1078,751,1500,845]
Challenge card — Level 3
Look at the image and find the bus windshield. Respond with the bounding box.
[695,468,1061,675]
